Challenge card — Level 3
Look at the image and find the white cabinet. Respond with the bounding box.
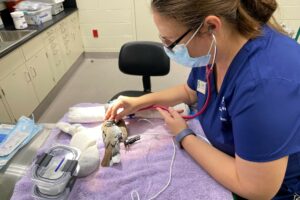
[68,13,84,64]
[0,64,39,119]
[43,26,66,83]
[0,96,12,123]
[0,11,83,122]
[58,12,84,70]
[21,33,45,60]
[25,48,55,102]
[58,19,72,69]
[22,33,55,103]
[0,48,27,122]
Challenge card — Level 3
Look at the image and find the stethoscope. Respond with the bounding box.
[137,34,217,120]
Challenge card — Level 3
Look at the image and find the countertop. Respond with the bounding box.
[0,124,54,200]
[0,8,77,58]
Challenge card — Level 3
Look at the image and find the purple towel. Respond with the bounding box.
[11,104,232,200]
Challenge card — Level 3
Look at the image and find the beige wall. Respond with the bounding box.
[276,0,300,39]
[76,0,299,90]
[76,0,190,89]
[76,0,137,52]
[77,0,300,52]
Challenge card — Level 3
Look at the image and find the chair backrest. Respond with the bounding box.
[119,41,170,76]
[118,41,170,92]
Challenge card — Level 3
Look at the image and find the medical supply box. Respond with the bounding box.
[22,5,52,25]
[31,145,80,200]
[49,2,64,15]
[28,0,65,15]
[15,1,53,25]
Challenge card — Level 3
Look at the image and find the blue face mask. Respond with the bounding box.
[0,116,43,168]
[164,24,216,68]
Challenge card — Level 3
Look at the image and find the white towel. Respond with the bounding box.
[67,106,106,123]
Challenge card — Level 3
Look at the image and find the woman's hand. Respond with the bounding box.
[157,107,188,135]
[105,96,141,121]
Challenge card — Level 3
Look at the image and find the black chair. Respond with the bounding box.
[110,41,170,101]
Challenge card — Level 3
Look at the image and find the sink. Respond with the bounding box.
[0,30,37,54]
[0,30,37,42]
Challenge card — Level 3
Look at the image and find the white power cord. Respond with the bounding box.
[129,118,210,200]
[130,137,176,200]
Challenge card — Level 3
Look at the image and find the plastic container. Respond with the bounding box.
[50,2,64,15]
[31,145,80,198]
[29,0,64,15]
[32,185,70,200]
[10,11,28,29]
[30,0,64,3]
[22,5,52,25]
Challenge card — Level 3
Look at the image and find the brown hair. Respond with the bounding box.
[151,0,285,39]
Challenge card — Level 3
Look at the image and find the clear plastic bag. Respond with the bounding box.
[14,1,49,11]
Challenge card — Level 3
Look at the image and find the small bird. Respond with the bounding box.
[101,119,128,167]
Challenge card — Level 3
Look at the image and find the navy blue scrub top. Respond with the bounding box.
[187,25,300,199]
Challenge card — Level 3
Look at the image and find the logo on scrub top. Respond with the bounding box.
[219,96,229,122]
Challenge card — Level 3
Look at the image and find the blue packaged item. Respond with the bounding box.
[0,124,14,144]
[0,132,7,144]
[0,135,5,143]
[0,116,43,169]
[0,134,7,144]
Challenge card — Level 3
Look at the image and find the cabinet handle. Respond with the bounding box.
[29,67,37,78]
[32,67,37,77]
[1,88,5,96]
[24,72,31,83]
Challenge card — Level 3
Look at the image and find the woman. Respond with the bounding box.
[105,0,300,199]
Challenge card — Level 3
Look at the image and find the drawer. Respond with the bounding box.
[21,34,44,60]
[0,48,25,80]
[41,25,57,41]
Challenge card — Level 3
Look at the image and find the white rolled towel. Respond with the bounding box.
[67,106,106,123]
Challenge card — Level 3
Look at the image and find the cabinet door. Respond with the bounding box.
[72,17,84,61]
[0,96,12,123]
[45,44,65,82]
[26,49,55,102]
[58,20,72,69]
[68,13,84,63]
[45,37,66,82]
[0,64,39,119]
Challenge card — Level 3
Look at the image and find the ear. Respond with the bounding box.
[203,15,222,34]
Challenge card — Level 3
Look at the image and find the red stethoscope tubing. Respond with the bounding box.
[138,65,213,120]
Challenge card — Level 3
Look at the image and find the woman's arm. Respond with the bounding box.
[182,135,288,199]
[157,108,288,199]
[106,83,197,120]
[136,83,197,108]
